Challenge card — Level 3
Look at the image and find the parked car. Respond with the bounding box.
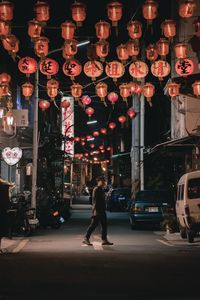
[106,187,131,212]
[176,170,200,243]
[129,190,175,229]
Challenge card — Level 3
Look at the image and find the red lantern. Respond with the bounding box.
[99,145,104,150]
[90,143,95,149]
[167,82,180,99]
[156,38,169,60]
[143,82,155,107]
[146,44,158,62]
[126,40,140,61]
[108,122,116,130]
[22,82,34,100]
[0,1,14,22]
[81,141,86,146]
[71,2,86,27]
[86,135,92,140]
[192,81,200,97]
[107,1,122,27]
[39,58,59,78]
[100,128,107,135]
[0,72,11,84]
[39,100,50,111]
[71,83,83,100]
[95,40,109,62]
[175,58,194,77]
[74,137,80,142]
[47,79,59,101]
[34,36,49,58]
[63,59,82,80]
[105,61,125,82]
[2,34,19,57]
[116,44,129,64]
[118,115,126,125]
[0,20,10,36]
[127,107,137,119]
[81,95,91,106]
[34,1,50,23]
[95,82,108,104]
[193,18,200,37]
[151,60,170,81]
[142,0,158,25]
[161,20,176,40]
[93,131,100,137]
[18,57,38,78]
[61,21,76,40]
[95,20,110,40]
[107,92,119,108]
[127,20,142,40]
[85,107,95,118]
[179,0,196,18]
[107,146,111,151]
[129,82,142,94]
[129,61,149,80]
[28,19,42,40]
[174,43,188,60]
[62,39,78,60]
[60,100,70,110]
[84,60,103,81]
[119,83,130,103]
[0,83,9,97]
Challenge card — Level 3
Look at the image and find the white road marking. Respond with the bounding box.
[156,239,174,247]
[12,239,29,253]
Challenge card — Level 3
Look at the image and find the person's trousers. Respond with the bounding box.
[85,212,107,240]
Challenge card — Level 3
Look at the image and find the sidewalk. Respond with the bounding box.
[1,237,29,254]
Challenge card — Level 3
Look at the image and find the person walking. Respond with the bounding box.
[82,176,113,246]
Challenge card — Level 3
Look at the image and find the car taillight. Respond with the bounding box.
[53,211,59,217]
[131,206,142,213]
[185,205,190,216]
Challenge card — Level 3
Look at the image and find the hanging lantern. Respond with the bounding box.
[39,99,50,111]
[118,115,126,126]
[39,58,59,79]
[174,43,188,60]
[126,40,140,61]
[95,40,109,62]
[34,36,49,58]
[90,143,95,149]
[116,44,129,64]
[95,20,110,40]
[46,79,59,101]
[119,83,130,103]
[86,135,92,140]
[18,57,38,78]
[81,95,91,106]
[161,19,176,40]
[93,131,100,137]
[193,18,200,37]
[167,82,180,99]
[0,72,11,84]
[5,110,14,126]
[84,60,103,81]
[28,19,42,40]
[95,82,108,104]
[81,141,86,146]
[129,60,149,80]
[71,83,83,100]
[156,38,169,60]
[0,107,4,118]
[107,92,119,108]
[71,2,86,27]
[108,122,116,130]
[60,100,70,110]
[22,82,34,101]
[151,60,170,80]
[0,20,10,37]
[107,146,111,151]
[107,1,122,27]
[62,39,78,60]
[100,128,107,135]
[0,1,14,22]
[34,1,50,23]
[129,82,142,95]
[127,20,142,40]
[62,59,82,80]
[175,58,194,77]
[74,137,80,142]
[143,82,155,107]
[192,81,200,97]
[127,107,137,119]
[0,83,9,97]
[146,44,158,62]
[105,61,125,82]
[142,0,158,25]
[179,0,196,18]
[2,34,19,58]
[61,21,76,40]
[85,107,95,118]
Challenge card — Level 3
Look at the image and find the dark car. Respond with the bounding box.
[129,190,175,229]
[106,188,131,212]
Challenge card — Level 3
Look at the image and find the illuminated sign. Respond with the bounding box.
[61,97,74,156]
[2,147,22,166]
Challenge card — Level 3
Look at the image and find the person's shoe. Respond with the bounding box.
[102,240,114,245]
[82,238,93,246]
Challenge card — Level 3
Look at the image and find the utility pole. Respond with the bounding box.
[131,94,140,186]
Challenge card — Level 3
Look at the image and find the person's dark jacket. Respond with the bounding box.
[92,186,106,216]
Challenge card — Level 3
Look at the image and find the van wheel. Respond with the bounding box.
[187,230,194,243]
[180,227,187,239]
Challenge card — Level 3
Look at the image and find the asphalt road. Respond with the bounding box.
[0,205,200,300]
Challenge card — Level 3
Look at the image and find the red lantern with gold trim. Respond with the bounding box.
[2,34,19,57]
[126,39,140,61]
[107,1,122,27]
[71,83,83,100]
[39,100,50,111]
[127,107,137,119]
[39,58,59,79]
[18,57,38,78]
[47,79,59,101]
[108,122,116,130]
[84,60,103,81]
[34,36,49,58]
[0,1,14,22]
[85,107,94,118]
[174,43,188,60]
[0,72,11,84]
[95,20,110,40]
[127,20,142,40]
[34,1,50,23]
[60,100,70,110]
[22,82,34,101]
[119,83,130,103]
[142,0,158,25]
[129,60,149,80]
[28,19,42,40]
[192,81,200,97]
[151,60,170,80]
[63,59,82,80]
[146,44,158,62]
[175,58,194,77]
[0,83,9,97]
[81,95,91,106]
[143,82,155,107]
[161,19,176,40]
[95,40,109,62]
[116,44,129,64]
[71,2,86,27]
[156,38,169,60]
[62,39,78,60]
[129,82,142,94]
[167,82,180,99]
[95,82,108,104]
[179,0,196,18]
[0,20,10,37]
[105,61,125,82]
[61,21,76,40]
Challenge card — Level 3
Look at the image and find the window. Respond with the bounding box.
[188,178,200,199]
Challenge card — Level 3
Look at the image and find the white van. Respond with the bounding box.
[176,170,200,243]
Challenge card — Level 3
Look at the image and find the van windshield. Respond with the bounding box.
[188,178,200,199]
